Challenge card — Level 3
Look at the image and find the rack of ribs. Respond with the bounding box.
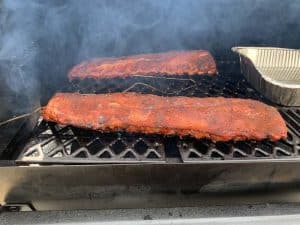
[68,50,217,80]
[42,92,287,142]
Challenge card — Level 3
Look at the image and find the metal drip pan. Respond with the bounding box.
[232,47,300,106]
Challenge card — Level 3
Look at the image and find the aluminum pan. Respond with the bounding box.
[232,47,300,106]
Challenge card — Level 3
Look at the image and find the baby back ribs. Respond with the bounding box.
[68,50,217,80]
[42,93,287,142]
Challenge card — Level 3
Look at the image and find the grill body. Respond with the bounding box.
[2,162,300,211]
[0,62,300,211]
[1,0,300,211]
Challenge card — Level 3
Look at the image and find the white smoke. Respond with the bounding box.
[0,0,299,101]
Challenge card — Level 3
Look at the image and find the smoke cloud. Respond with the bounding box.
[0,0,299,103]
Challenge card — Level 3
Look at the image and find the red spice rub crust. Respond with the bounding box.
[68,50,217,80]
[42,92,287,142]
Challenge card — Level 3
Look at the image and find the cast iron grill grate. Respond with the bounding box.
[16,61,300,164]
[178,121,299,162]
[18,121,165,163]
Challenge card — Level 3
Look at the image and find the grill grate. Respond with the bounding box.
[18,121,165,163]
[16,62,300,164]
[178,121,299,162]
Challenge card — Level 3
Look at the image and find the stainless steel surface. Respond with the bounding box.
[2,204,300,225]
[232,47,300,106]
[3,215,300,225]
[2,162,300,210]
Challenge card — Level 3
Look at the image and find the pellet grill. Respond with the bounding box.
[0,0,299,212]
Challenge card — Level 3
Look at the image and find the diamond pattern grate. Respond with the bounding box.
[18,121,165,163]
